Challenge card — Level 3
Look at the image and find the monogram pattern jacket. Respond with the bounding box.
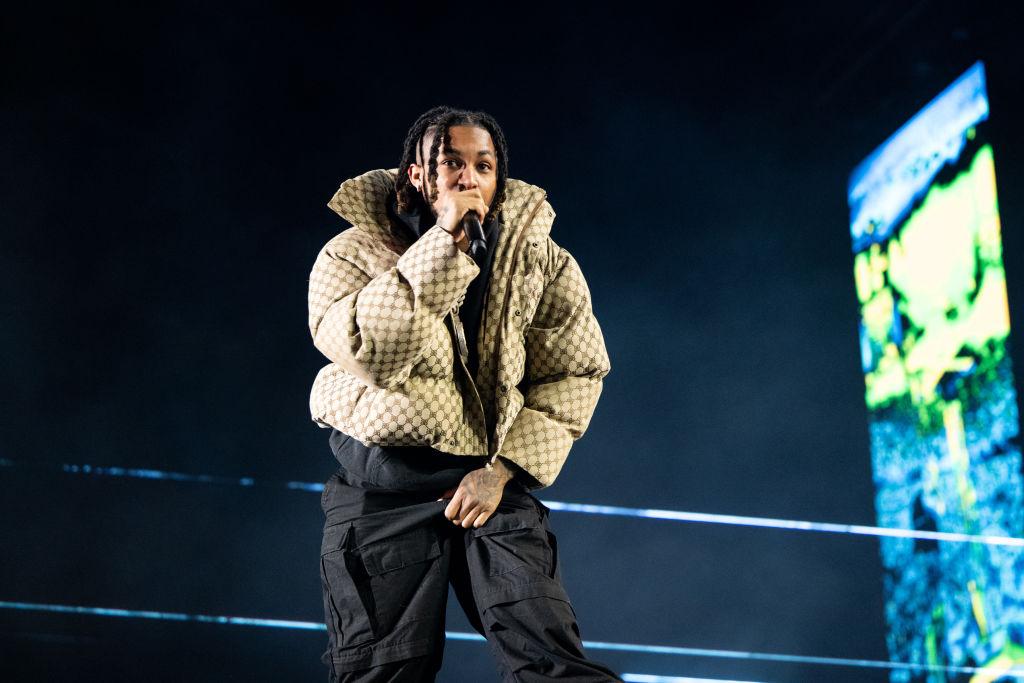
[307,168,611,489]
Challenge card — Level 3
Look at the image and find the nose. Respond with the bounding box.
[457,165,478,191]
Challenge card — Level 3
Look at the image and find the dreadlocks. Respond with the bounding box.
[394,105,510,227]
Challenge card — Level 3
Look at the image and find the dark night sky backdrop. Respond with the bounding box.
[3,2,1024,681]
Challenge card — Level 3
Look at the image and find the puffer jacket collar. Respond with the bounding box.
[327,168,550,244]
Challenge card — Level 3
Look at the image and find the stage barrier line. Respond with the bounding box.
[618,675,765,679]
[3,458,1024,547]
[1,600,1022,678]
[621,676,765,683]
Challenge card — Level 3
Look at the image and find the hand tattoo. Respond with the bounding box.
[442,459,514,528]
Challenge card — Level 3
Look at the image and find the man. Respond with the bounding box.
[308,106,619,682]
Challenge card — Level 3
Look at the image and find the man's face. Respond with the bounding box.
[407,124,498,217]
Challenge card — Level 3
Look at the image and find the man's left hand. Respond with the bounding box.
[439,459,514,528]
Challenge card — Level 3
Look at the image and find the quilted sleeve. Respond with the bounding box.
[496,246,611,489]
[308,224,480,390]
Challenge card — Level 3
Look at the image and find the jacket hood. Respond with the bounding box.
[327,168,550,239]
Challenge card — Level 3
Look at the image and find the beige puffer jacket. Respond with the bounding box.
[307,168,610,489]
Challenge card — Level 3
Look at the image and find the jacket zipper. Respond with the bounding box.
[448,308,488,453]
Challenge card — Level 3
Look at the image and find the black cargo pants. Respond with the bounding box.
[317,448,622,682]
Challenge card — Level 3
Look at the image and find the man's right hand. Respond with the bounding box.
[436,187,488,246]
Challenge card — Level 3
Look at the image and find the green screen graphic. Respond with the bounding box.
[849,62,1024,682]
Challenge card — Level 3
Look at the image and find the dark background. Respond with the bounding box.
[3,2,1024,681]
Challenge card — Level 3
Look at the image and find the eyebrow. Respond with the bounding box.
[441,146,494,158]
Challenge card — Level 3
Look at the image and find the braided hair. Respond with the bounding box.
[394,106,510,227]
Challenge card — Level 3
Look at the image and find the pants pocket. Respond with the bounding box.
[355,524,443,637]
[320,523,375,648]
[467,508,575,614]
[320,520,444,652]
[469,512,553,577]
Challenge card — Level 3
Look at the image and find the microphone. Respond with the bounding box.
[462,212,487,260]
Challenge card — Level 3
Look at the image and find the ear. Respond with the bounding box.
[406,163,423,191]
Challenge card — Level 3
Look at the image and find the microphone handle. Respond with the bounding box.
[462,212,487,259]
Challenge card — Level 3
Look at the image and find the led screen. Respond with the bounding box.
[849,61,1024,681]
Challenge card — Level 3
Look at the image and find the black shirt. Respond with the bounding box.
[326,191,515,492]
